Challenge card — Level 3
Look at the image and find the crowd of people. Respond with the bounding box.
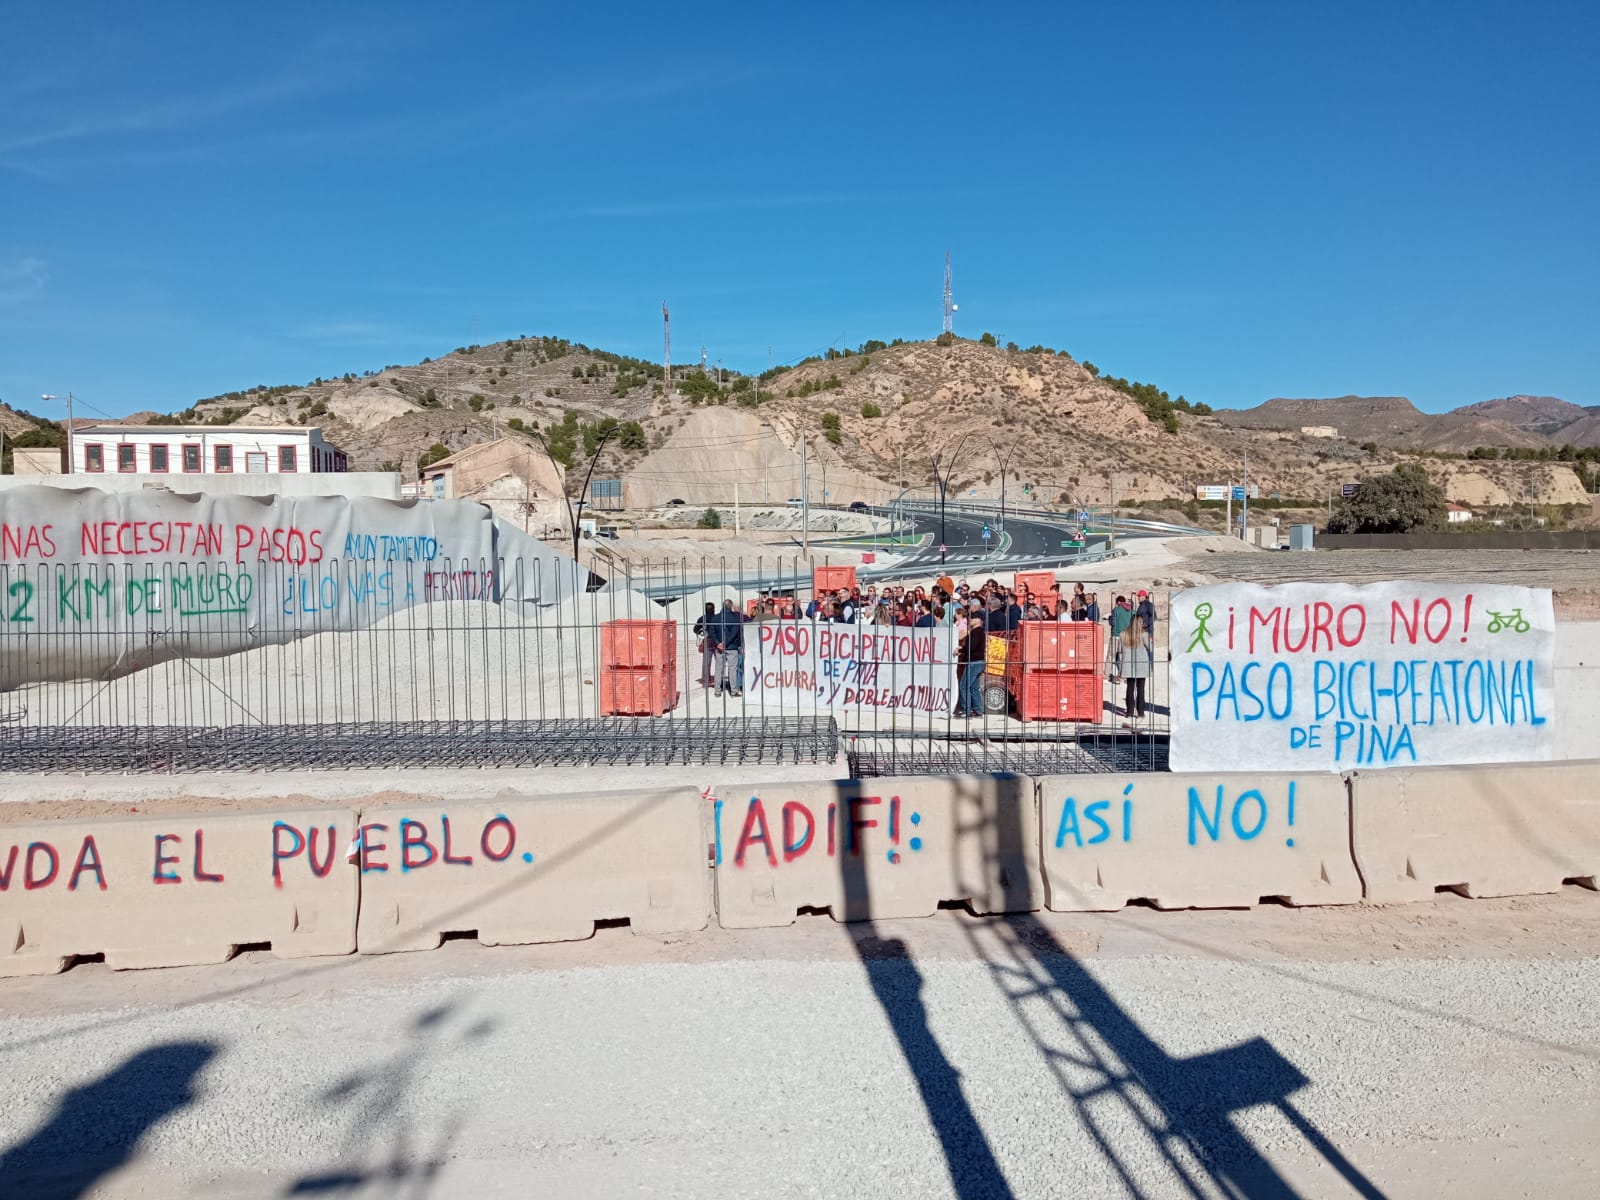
[691,576,1160,722]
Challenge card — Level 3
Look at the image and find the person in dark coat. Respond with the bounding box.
[709,599,744,696]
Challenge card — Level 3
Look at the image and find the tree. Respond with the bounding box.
[417,442,452,471]
[1326,464,1447,533]
[979,332,998,347]
[618,420,647,451]
[507,417,525,432]
[697,507,722,529]
[468,394,485,411]
[420,387,440,408]
[820,411,842,446]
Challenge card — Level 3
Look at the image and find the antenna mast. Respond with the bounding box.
[942,251,955,336]
[662,302,671,396]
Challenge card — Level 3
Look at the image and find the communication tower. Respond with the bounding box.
[942,252,957,335]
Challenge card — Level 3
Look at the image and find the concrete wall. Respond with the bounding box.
[7,765,1598,978]
[0,472,402,500]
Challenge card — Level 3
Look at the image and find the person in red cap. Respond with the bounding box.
[1134,590,1156,641]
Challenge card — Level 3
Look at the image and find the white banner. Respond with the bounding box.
[0,485,573,686]
[1169,582,1555,772]
[744,622,956,714]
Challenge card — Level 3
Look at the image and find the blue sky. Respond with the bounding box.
[2,1,1595,420]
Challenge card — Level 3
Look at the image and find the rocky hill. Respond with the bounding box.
[1220,392,1600,453]
[120,337,1593,510]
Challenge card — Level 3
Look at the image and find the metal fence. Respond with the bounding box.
[0,555,1170,775]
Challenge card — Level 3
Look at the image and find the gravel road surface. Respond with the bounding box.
[2,891,1598,1199]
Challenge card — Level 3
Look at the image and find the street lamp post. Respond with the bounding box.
[530,425,618,565]
[989,440,1018,536]
[929,434,973,567]
[42,393,74,473]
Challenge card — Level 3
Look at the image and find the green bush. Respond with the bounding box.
[980,332,998,346]
[860,401,882,418]
[507,417,526,432]
[417,442,452,470]
[469,394,485,411]
[698,508,722,529]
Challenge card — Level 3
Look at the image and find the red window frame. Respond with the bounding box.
[149,444,170,473]
[213,444,233,473]
[279,445,297,472]
[182,443,203,473]
[84,443,105,472]
[117,442,137,473]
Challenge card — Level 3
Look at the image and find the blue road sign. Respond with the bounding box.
[981,525,992,540]
[1230,486,1247,501]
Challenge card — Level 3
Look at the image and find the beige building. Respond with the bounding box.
[421,438,564,502]
[11,447,66,475]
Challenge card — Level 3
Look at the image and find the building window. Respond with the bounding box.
[313,447,322,472]
[279,445,297,472]
[117,443,137,472]
[84,443,105,472]
[150,444,170,473]
[214,444,233,473]
[182,444,202,473]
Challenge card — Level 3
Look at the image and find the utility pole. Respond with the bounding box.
[1242,449,1250,540]
[801,434,810,554]
[1108,472,1117,553]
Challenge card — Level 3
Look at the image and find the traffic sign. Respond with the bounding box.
[1230,486,1247,501]
[1341,483,1359,498]
[939,543,947,554]
[981,525,992,540]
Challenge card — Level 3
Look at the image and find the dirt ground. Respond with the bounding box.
[1173,545,1600,617]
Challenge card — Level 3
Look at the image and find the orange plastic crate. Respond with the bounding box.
[1015,620,1105,672]
[599,667,679,716]
[1013,571,1057,601]
[1010,670,1103,723]
[812,565,857,595]
[600,619,677,670]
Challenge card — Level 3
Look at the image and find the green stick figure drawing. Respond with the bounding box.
[1186,601,1215,653]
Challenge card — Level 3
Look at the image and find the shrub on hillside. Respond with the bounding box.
[860,401,882,418]
[698,508,722,529]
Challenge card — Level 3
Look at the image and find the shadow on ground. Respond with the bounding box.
[0,1039,217,1200]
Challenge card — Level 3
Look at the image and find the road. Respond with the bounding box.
[894,505,1104,574]
[2,890,1598,1198]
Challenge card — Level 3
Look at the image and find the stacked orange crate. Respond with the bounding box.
[812,565,857,596]
[1007,620,1105,722]
[599,619,679,716]
[1013,571,1058,613]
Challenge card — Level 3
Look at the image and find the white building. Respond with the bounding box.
[67,425,349,476]
[1446,502,1474,524]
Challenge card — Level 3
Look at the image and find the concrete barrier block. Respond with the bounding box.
[0,808,359,976]
[711,775,1042,928]
[1038,773,1361,911]
[354,789,709,954]
[1351,762,1600,902]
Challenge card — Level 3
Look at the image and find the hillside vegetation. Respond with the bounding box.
[52,334,1589,511]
